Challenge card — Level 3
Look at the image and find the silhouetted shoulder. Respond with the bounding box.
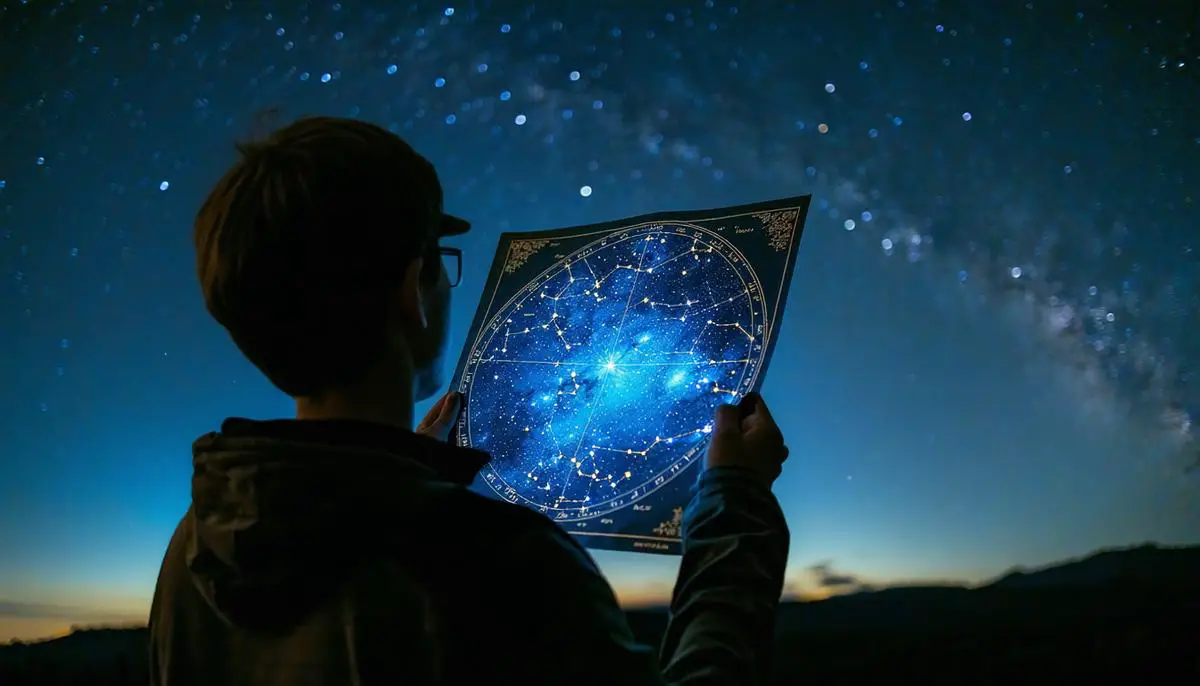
[425,484,657,683]
[432,482,602,571]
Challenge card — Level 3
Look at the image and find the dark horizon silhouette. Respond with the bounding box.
[3,542,1197,684]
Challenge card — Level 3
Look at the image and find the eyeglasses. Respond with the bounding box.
[439,246,463,287]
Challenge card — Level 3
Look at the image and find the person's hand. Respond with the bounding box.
[415,390,464,443]
[705,392,789,484]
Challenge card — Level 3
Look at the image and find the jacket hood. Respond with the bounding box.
[184,418,489,632]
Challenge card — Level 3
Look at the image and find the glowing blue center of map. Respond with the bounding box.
[460,223,769,521]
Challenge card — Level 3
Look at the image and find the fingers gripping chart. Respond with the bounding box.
[452,197,810,554]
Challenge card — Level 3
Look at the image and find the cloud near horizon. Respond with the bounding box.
[806,561,867,590]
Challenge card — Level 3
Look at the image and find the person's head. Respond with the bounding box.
[194,116,469,425]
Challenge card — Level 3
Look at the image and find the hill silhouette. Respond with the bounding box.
[3,543,1198,684]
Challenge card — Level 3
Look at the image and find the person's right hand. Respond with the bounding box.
[705,392,789,484]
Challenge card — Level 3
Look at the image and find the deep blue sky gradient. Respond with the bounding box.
[1,0,1197,641]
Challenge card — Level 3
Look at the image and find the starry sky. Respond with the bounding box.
[1,1,1198,643]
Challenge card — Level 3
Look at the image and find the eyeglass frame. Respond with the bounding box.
[438,246,463,287]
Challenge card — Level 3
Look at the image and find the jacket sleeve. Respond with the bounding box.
[658,467,791,685]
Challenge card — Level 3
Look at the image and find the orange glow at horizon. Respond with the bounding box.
[2,571,961,644]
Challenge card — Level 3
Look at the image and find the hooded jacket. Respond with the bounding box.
[148,418,789,685]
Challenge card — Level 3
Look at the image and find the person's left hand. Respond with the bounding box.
[415,390,464,443]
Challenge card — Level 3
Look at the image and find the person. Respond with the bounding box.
[148,116,791,686]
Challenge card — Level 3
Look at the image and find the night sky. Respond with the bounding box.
[1,1,1198,642]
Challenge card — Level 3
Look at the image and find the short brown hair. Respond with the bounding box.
[195,116,445,397]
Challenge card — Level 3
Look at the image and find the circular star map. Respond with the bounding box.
[459,223,769,522]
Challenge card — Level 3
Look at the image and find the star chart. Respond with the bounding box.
[452,197,810,554]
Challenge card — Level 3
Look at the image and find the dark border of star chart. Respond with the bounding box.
[450,194,812,554]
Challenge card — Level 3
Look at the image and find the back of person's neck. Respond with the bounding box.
[294,367,415,430]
